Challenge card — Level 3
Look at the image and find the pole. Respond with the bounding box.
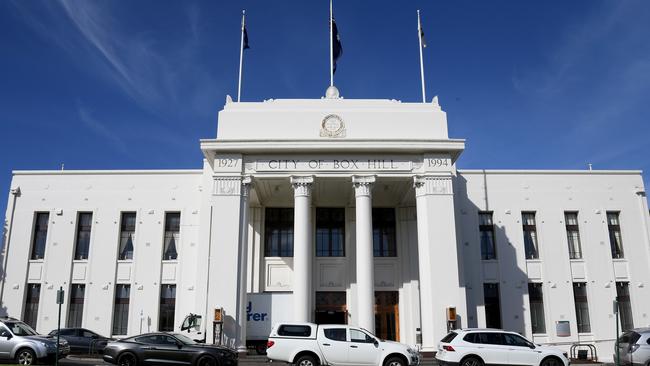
[615,299,620,366]
[56,286,63,366]
[417,10,426,103]
[237,10,246,102]
[329,0,334,87]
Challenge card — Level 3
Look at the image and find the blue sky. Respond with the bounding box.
[1,0,649,218]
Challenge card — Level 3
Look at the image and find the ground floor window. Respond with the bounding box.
[375,291,399,341]
[528,283,546,334]
[24,283,41,329]
[484,283,501,329]
[158,284,176,331]
[616,282,633,331]
[315,291,347,325]
[112,284,130,335]
[67,284,85,328]
[573,282,591,333]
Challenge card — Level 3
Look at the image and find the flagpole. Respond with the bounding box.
[417,9,426,103]
[237,10,246,102]
[329,0,334,87]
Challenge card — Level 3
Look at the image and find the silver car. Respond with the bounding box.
[0,317,70,365]
[615,328,650,366]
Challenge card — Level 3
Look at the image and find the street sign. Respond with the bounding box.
[56,288,64,305]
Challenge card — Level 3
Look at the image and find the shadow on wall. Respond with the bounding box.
[455,174,529,335]
[0,216,8,317]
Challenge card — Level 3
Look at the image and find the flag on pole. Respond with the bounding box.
[332,17,343,73]
[419,26,427,48]
[243,25,250,50]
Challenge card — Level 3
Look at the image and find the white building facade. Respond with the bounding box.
[1,94,650,360]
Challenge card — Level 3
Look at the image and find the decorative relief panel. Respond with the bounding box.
[71,263,87,281]
[374,262,396,288]
[318,263,346,289]
[265,260,293,291]
[613,260,629,279]
[482,262,499,281]
[570,261,586,280]
[213,176,242,196]
[116,262,132,281]
[27,263,42,281]
[161,262,177,282]
[526,261,542,281]
[413,175,453,196]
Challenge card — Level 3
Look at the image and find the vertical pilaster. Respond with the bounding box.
[353,175,375,333]
[414,174,461,352]
[291,176,314,322]
[236,177,252,353]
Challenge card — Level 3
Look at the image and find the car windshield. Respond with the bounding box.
[6,322,38,336]
[173,333,197,345]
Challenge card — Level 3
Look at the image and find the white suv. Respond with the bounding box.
[436,329,569,366]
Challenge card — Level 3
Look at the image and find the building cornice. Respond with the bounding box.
[458,169,643,175]
[12,169,203,176]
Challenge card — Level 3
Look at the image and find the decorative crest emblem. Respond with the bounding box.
[320,114,346,138]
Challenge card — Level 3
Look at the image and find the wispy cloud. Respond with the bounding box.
[77,103,129,154]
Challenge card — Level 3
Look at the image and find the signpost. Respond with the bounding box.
[56,287,64,366]
[614,299,620,366]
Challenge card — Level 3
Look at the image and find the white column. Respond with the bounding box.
[413,175,461,352]
[353,175,376,333]
[291,176,314,322]
[236,177,252,353]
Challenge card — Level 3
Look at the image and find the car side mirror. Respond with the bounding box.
[373,339,379,347]
[177,342,183,349]
[528,344,536,349]
[1,334,11,340]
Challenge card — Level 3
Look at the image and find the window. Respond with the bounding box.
[67,284,85,328]
[163,212,180,260]
[350,329,374,343]
[135,334,177,345]
[479,212,497,260]
[23,284,41,329]
[442,332,458,343]
[481,332,504,345]
[616,282,634,331]
[30,213,49,260]
[573,283,591,333]
[484,283,502,329]
[158,284,176,332]
[528,283,546,334]
[74,213,93,260]
[373,208,396,257]
[112,284,130,335]
[264,208,294,257]
[503,333,533,347]
[277,325,311,337]
[607,212,624,258]
[564,212,582,259]
[324,328,347,341]
[118,212,136,260]
[316,208,345,257]
[522,212,539,259]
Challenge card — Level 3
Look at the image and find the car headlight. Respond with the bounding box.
[40,341,56,349]
[407,347,417,354]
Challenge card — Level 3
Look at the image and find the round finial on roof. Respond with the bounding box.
[325,85,340,99]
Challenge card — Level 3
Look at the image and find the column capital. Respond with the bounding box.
[290,176,314,197]
[352,175,376,197]
[413,175,453,196]
[241,176,253,198]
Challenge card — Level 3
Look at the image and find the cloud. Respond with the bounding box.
[77,104,129,154]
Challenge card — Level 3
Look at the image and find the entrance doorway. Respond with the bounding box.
[375,291,399,341]
[315,291,347,325]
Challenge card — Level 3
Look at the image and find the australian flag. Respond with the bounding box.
[243,25,250,50]
[332,18,342,73]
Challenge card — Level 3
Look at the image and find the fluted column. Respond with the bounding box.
[291,176,314,322]
[353,175,376,333]
[236,177,252,353]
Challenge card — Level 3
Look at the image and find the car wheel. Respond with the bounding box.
[460,356,484,366]
[296,354,319,366]
[16,348,37,365]
[117,352,138,366]
[540,356,563,366]
[384,356,406,366]
[255,343,267,355]
[197,355,218,366]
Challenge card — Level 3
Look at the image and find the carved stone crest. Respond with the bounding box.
[320,114,346,138]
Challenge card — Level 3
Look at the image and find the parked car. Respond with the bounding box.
[0,316,70,365]
[615,328,650,366]
[266,322,420,366]
[48,327,112,354]
[102,332,238,366]
[436,329,569,366]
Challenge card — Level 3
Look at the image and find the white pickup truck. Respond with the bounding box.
[266,322,420,366]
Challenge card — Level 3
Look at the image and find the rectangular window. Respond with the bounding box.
[528,283,546,334]
[67,284,85,328]
[74,213,93,260]
[373,208,396,257]
[118,212,136,260]
[158,284,176,331]
[112,284,130,335]
[483,283,502,329]
[163,212,180,260]
[522,212,539,259]
[264,208,294,257]
[565,212,582,259]
[573,282,591,333]
[316,208,345,257]
[616,282,634,331]
[24,284,41,329]
[31,213,49,260]
[479,212,497,260]
[607,212,624,258]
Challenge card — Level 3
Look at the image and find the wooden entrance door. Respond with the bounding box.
[315,291,347,325]
[375,291,399,341]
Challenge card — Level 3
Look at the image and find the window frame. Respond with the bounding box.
[607,211,624,259]
[112,284,131,336]
[264,208,294,257]
[118,212,137,261]
[528,282,546,334]
[73,212,94,261]
[372,208,397,257]
[23,283,41,330]
[67,284,86,328]
[521,211,540,260]
[572,282,591,333]
[483,283,502,329]
[616,281,634,332]
[315,208,346,257]
[478,211,497,260]
[162,212,181,261]
[30,212,50,261]
[158,284,176,332]
[564,211,582,260]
